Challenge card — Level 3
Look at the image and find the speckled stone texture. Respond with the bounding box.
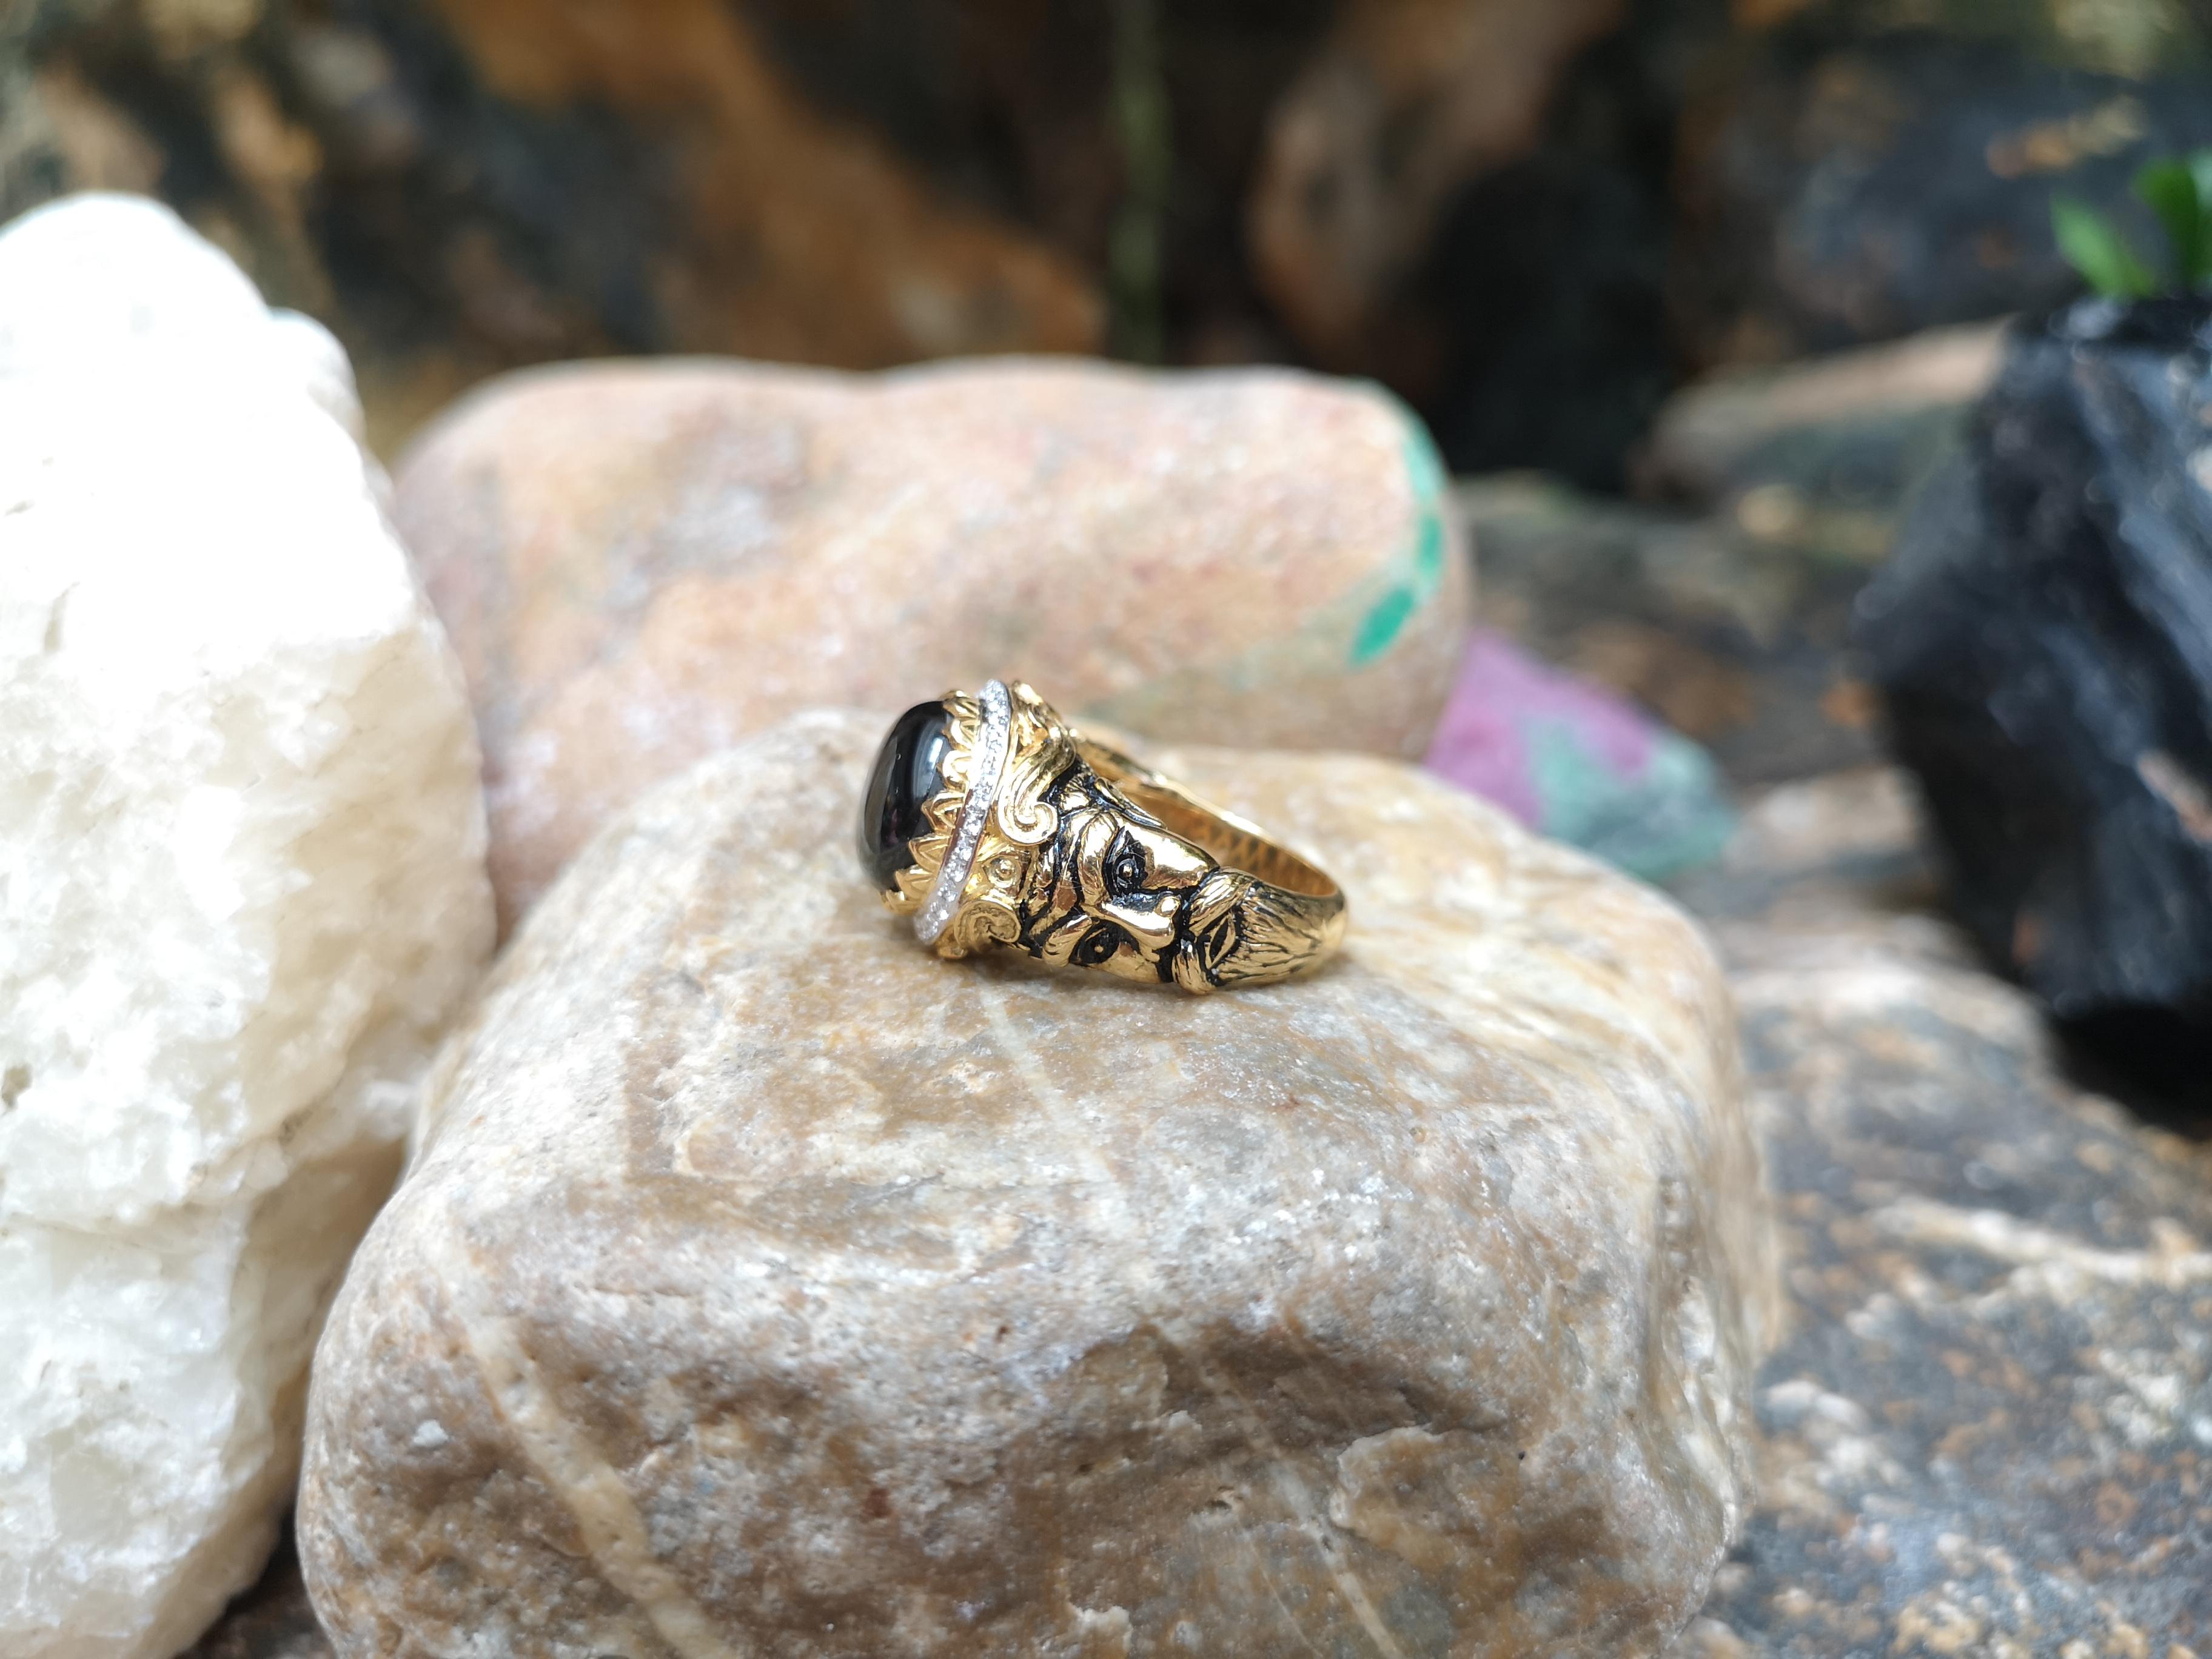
[395,360,1469,930]
[211,768,2212,1657]
[1669,770,2212,1656]
[299,709,1769,1658]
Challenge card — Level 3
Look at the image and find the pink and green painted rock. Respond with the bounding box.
[1427,629,1735,880]
[395,358,1468,930]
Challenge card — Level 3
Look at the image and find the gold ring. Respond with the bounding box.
[857,682,1347,992]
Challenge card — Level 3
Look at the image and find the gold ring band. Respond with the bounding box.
[857,682,1347,991]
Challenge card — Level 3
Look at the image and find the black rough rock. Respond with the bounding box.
[1857,297,2212,1047]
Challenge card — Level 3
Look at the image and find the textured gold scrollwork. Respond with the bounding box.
[990,683,1069,847]
[873,681,1346,991]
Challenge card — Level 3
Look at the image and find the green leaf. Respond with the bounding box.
[2188,148,2212,205]
[2134,159,2204,289]
[2053,196,2158,299]
[2187,149,2212,285]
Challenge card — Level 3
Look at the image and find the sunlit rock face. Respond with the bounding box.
[301,709,1775,1659]
[391,357,1471,934]
[0,193,494,1659]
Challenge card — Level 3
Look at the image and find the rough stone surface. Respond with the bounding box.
[1637,322,2000,529]
[1458,326,2002,802]
[1459,477,1882,787]
[398,358,1469,930]
[0,193,494,1659]
[1857,298,2212,1041]
[300,709,1771,1658]
[209,766,2212,1656]
[1664,769,2212,1655]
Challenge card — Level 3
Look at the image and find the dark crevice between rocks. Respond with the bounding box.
[2056,1006,2212,1134]
[177,1520,325,1659]
[1419,0,1731,489]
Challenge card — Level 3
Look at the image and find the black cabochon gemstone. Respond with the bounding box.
[858,700,953,892]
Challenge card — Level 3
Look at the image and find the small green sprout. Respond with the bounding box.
[2053,150,2212,299]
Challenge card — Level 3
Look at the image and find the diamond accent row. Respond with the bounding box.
[916,679,1011,945]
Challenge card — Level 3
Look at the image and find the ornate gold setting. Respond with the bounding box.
[873,683,1347,992]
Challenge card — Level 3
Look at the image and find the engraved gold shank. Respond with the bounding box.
[875,682,1347,992]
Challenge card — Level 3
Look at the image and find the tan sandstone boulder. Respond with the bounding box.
[299,710,1772,1658]
[394,360,1469,930]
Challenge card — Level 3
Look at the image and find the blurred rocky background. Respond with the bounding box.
[8,0,2209,469]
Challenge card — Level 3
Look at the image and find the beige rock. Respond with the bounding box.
[396,358,1469,931]
[1637,323,2006,506]
[301,710,1774,1658]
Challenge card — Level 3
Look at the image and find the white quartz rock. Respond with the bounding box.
[0,193,494,1659]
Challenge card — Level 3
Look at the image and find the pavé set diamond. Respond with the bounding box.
[914,679,1010,945]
